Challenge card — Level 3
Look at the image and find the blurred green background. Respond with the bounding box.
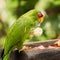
[0,0,60,48]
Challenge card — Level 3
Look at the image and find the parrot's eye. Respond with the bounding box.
[37,12,43,18]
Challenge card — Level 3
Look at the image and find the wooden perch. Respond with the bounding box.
[0,39,60,60]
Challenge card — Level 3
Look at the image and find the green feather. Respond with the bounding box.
[3,9,38,60]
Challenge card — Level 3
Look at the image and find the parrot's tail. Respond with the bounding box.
[3,52,10,60]
[3,53,10,60]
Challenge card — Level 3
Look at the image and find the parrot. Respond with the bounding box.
[3,9,44,60]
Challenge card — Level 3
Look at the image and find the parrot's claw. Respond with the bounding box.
[19,46,32,52]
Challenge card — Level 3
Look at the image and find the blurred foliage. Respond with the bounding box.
[6,0,38,18]
[0,0,60,47]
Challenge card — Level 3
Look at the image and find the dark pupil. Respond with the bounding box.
[38,12,43,18]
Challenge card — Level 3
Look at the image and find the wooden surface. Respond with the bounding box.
[9,48,60,60]
[0,39,60,60]
[24,39,58,47]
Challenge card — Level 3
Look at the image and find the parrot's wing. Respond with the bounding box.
[4,16,33,56]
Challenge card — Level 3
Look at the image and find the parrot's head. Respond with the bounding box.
[26,10,45,23]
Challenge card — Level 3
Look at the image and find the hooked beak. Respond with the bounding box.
[38,16,44,23]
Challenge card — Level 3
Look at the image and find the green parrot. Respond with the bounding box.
[3,9,44,60]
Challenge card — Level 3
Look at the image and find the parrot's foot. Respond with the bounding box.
[19,46,32,52]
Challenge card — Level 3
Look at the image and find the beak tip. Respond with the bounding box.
[38,17,44,23]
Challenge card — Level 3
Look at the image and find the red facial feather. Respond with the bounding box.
[38,12,43,18]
